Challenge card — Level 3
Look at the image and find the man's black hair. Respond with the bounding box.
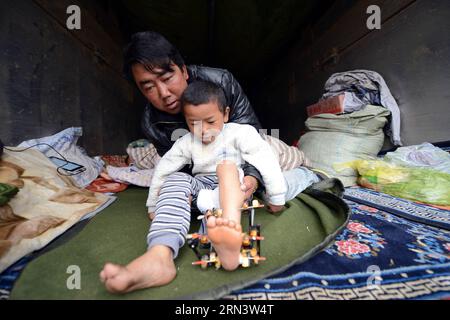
[123,31,185,81]
[181,81,227,113]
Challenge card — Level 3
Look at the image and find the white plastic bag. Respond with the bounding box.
[18,127,103,188]
[384,143,450,174]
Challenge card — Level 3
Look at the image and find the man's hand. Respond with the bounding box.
[100,171,113,181]
[241,176,258,200]
[267,203,285,213]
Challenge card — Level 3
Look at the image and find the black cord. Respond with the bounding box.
[56,166,85,177]
[5,143,67,160]
[4,143,84,176]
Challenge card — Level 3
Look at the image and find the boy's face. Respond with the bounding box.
[184,102,230,145]
[132,62,189,115]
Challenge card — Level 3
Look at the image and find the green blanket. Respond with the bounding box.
[11,182,349,300]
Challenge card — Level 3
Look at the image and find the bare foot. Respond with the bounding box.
[99,245,176,294]
[207,216,243,271]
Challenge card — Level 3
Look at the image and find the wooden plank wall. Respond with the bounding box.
[251,0,450,148]
[0,0,142,155]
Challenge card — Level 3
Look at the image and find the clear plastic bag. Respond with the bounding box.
[384,143,450,174]
[335,160,450,206]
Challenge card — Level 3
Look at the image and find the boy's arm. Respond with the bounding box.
[236,126,286,205]
[146,136,192,212]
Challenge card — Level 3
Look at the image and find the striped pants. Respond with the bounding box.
[147,172,218,258]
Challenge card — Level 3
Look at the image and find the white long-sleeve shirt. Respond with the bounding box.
[146,123,286,211]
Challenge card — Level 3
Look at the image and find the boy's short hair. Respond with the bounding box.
[123,31,185,81]
[181,81,227,113]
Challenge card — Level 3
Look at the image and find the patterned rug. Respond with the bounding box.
[225,200,450,300]
[0,256,29,300]
[344,187,450,231]
[2,200,450,300]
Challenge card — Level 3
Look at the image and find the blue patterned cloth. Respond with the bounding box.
[345,187,450,230]
[226,200,450,300]
[0,256,31,300]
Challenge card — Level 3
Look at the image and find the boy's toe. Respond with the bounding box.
[206,216,217,228]
[99,270,106,282]
[216,217,224,226]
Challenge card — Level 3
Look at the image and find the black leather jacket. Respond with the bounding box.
[141,65,265,189]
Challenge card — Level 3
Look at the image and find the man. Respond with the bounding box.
[124,31,263,199]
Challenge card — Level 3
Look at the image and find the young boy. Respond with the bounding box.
[146,80,287,268]
[100,81,287,293]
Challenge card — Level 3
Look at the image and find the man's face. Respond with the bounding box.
[132,62,189,115]
[184,102,230,145]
